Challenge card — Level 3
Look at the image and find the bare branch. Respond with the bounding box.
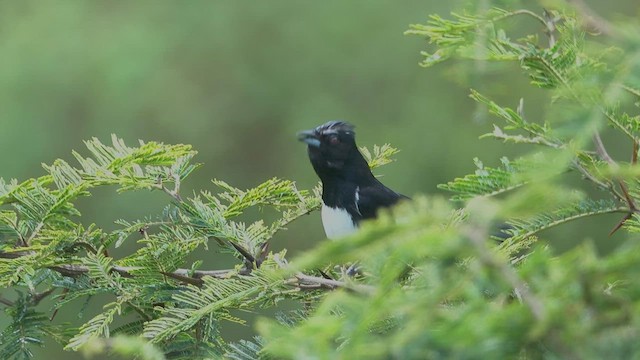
[294,273,375,295]
[1,251,374,294]
[593,132,616,165]
[31,288,55,305]
[0,295,14,307]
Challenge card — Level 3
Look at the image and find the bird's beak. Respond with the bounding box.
[297,129,321,148]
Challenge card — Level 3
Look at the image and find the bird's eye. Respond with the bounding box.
[329,135,340,145]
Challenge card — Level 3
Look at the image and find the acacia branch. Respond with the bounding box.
[295,273,375,295]
[0,251,371,293]
[0,295,14,306]
[571,159,617,195]
[24,221,44,247]
[592,134,637,208]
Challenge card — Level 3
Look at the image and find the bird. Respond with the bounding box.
[297,121,408,239]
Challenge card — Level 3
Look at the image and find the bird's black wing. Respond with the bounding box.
[351,182,408,222]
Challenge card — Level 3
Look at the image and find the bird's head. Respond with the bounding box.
[298,121,369,180]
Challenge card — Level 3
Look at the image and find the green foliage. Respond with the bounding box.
[438,157,533,200]
[500,199,625,241]
[1,294,71,359]
[256,3,640,360]
[260,203,640,358]
[225,337,270,360]
[0,134,397,358]
[81,336,166,360]
[142,267,285,344]
[3,2,640,360]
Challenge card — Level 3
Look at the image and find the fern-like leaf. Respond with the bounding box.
[0,295,70,359]
[439,157,531,201]
[498,199,625,253]
[143,270,284,344]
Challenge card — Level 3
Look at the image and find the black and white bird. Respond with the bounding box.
[297,121,408,239]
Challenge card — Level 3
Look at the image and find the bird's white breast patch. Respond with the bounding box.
[321,204,357,240]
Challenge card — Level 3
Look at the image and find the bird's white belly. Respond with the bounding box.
[321,204,357,240]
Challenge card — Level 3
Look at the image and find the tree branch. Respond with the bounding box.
[24,221,44,247]
[0,294,14,307]
[0,251,372,294]
[31,288,55,305]
[295,273,375,295]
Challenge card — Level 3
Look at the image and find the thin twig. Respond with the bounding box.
[593,132,636,208]
[609,214,632,236]
[1,251,371,294]
[156,177,183,203]
[571,159,616,194]
[44,263,235,280]
[24,221,44,247]
[228,241,256,268]
[509,9,548,28]
[593,132,616,164]
[162,185,183,202]
[50,288,68,321]
[593,132,638,235]
[295,273,375,295]
[162,268,237,286]
[0,295,14,306]
[542,9,558,48]
[31,288,55,305]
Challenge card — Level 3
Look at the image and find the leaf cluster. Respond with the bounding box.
[0,134,397,358]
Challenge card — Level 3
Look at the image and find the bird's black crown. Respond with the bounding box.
[314,121,355,135]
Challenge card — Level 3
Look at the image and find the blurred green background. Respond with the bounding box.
[0,1,637,358]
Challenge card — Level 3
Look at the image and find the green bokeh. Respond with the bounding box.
[0,1,637,358]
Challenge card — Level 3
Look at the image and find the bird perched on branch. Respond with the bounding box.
[298,121,408,239]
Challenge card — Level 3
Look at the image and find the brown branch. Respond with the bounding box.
[295,273,375,295]
[31,288,55,305]
[228,241,256,265]
[256,241,270,268]
[162,185,183,202]
[571,159,618,195]
[0,250,374,294]
[0,295,14,306]
[609,213,632,236]
[162,268,240,286]
[0,250,34,259]
[593,134,636,206]
[50,288,68,321]
[45,263,236,281]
